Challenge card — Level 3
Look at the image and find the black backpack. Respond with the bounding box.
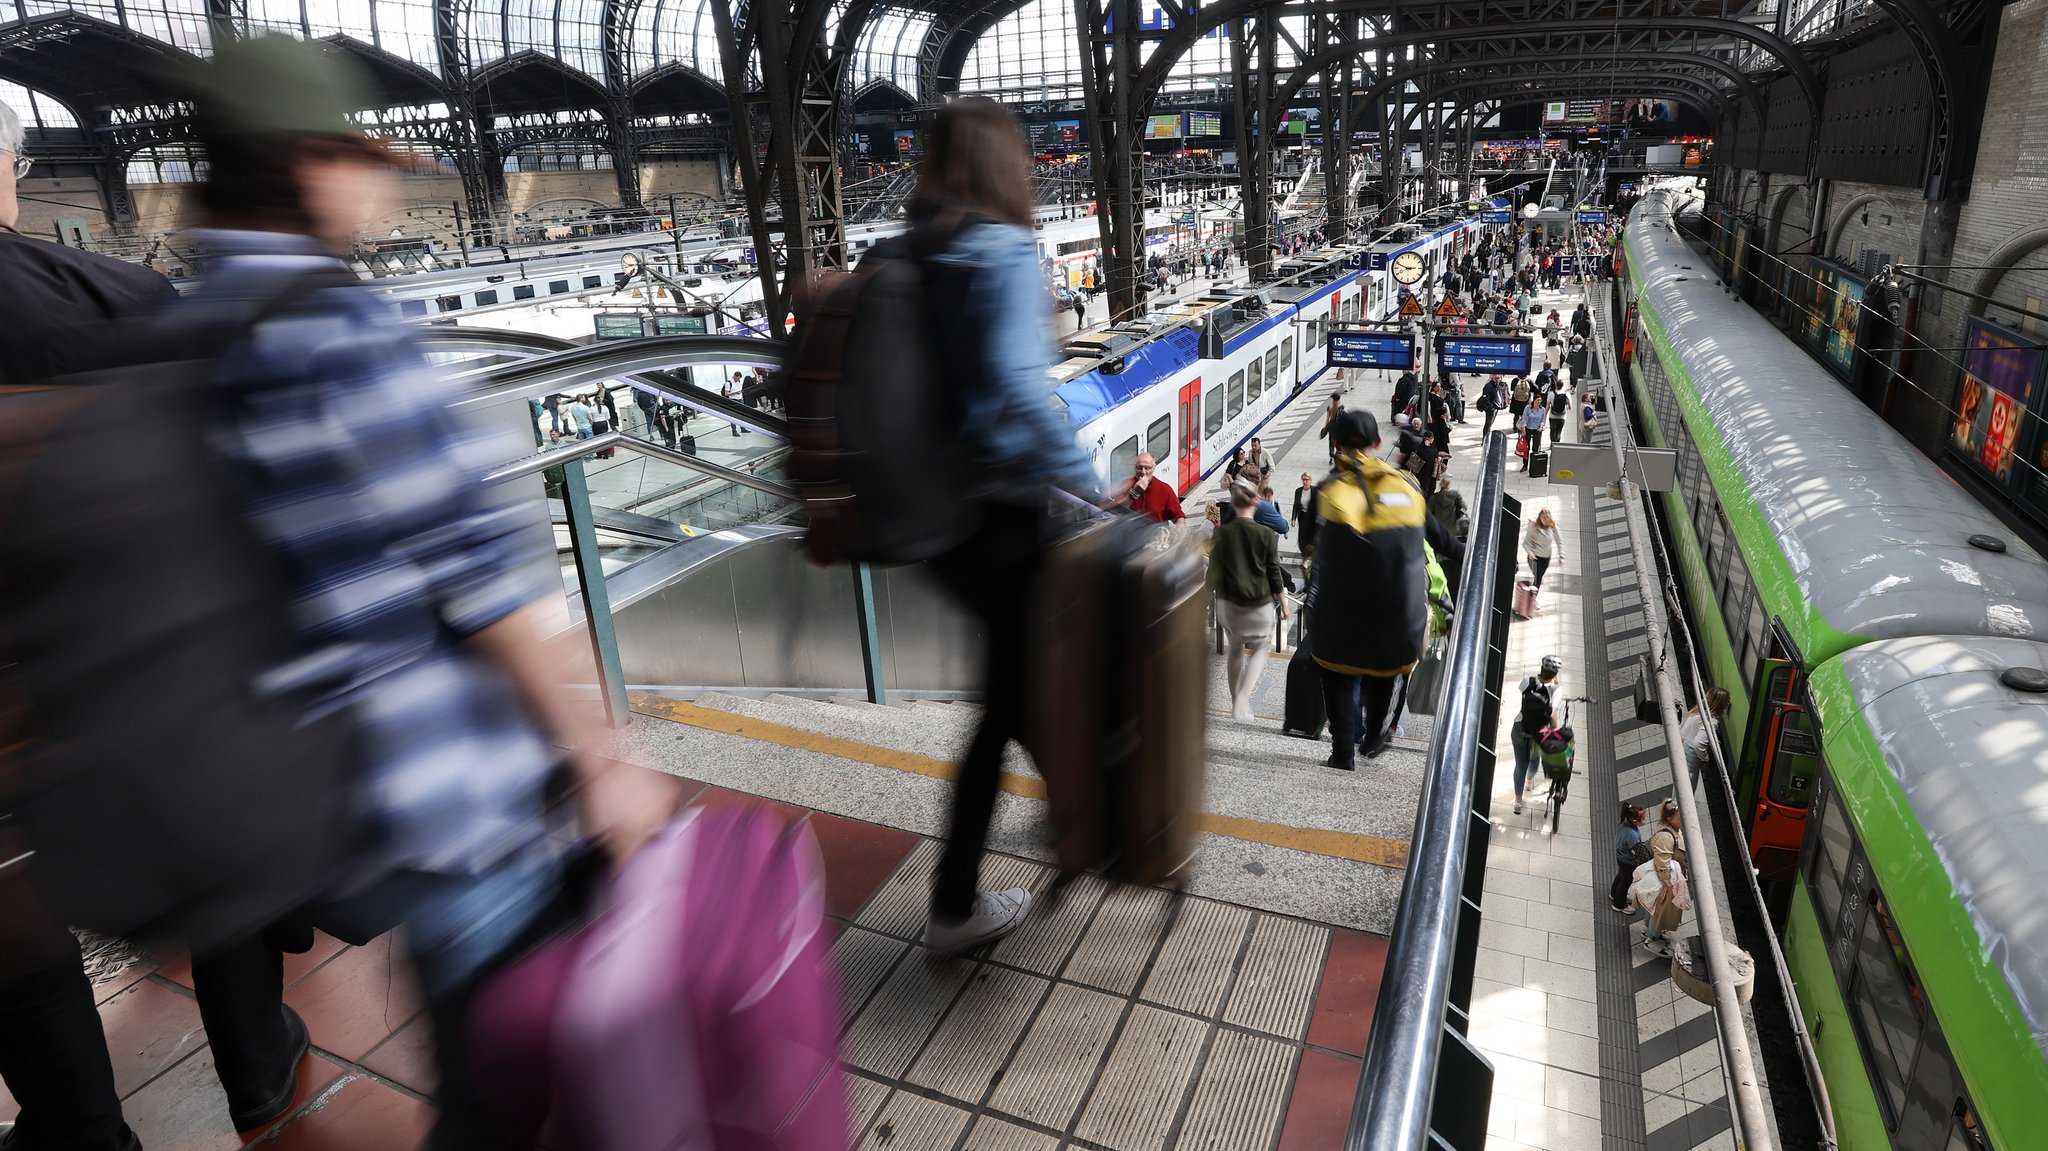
[782,218,982,565]
[1519,676,1555,735]
[0,280,360,950]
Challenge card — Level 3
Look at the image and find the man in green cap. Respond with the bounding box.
[172,33,668,1148]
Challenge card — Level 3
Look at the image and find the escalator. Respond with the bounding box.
[442,328,984,697]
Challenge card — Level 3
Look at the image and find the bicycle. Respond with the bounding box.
[1535,696,1593,833]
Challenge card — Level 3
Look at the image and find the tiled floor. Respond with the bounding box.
[2,769,1385,1151]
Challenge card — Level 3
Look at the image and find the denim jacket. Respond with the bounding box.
[920,219,1098,502]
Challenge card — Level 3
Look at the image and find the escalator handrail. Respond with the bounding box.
[429,331,792,442]
[487,428,800,503]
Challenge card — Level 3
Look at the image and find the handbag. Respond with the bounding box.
[1407,638,1446,716]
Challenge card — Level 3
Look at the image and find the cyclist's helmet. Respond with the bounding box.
[1540,654,1563,674]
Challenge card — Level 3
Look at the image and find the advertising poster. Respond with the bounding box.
[1824,274,1864,379]
[1951,319,2043,484]
[1802,262,1832,349]
[1145,113,1180,139]
[893,129,918,155]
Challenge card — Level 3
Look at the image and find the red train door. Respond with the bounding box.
[1177,379,1202,493]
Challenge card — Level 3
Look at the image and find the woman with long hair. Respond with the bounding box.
[1524,506,1563,587]
[904,98,1097,953]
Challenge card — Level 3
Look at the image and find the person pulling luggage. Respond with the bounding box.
[1208,486,1285,721]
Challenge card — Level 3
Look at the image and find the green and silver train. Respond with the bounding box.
[1617,187,2048,1151]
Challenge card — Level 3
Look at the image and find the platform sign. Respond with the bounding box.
[1398,294,1425,318]
[1438,335,1533,374]
[652,313,708,335]
[1576,210,1609,225]
[1482,210,1513,224]
[1555,256,1577,277]
[1369,252,1389,271]
[1328,332,1416,371]
[594,313,647,340]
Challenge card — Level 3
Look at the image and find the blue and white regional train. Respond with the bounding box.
[1057,214,1493,497]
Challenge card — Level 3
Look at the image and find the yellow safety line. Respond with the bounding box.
[630,694,1409,871]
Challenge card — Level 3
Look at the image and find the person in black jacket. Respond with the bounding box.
[1291,470,1320,569]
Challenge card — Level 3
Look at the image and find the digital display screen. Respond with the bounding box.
[893,129,918,155]
[1438,336,1533,374]
[1183,111,1222,136]
[593,314,645,340]
[1328,332,1416,371]
[1146,114,1181,139]
[1482,210,1513,224]
[652,314,708,335]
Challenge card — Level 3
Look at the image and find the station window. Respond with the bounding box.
[1205,382,1224,437]
[399,299,428,318]
[1110,435,1141,484]
[435,294,461,313]
[1721,552,1752,663]
[1247,358,1263,399]
[513,284,536,300]
[1805,775,1853,948]
[1742,594,1770,693]
[549,280,571,294]
[1227,370,1245,418]
[1146,415,1172,464]
[583,275,603,289]
[1282,336,1294,380]
[474,289,498,306]
[1264,348,1280,392]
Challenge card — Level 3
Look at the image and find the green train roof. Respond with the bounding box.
[1809,636,2048,1133]
[1626,191,2048,664]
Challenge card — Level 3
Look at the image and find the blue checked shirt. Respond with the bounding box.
[187,230,561,882]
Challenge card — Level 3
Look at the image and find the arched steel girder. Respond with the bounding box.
[1277,47,1761,129]
[1285,49,1757,146]
[927,0,1038,95]
[1134,14,1820,132]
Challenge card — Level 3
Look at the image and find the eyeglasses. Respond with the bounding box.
[7,151,29,180]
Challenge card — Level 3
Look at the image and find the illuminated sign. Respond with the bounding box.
[1438,336,1533,374]
[594,313,646,340]
[1183,110,1222,136]
[1146,114,1181,139]
[1328,332,1416,370]
[652,314,708,335]
[1576,210,1609,225]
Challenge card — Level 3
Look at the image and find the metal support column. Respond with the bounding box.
[561,462,631,728]
[852,562,888,704]
[1075,0,1145,323]
[1230,12,1276,280]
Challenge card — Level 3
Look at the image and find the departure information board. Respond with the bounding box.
[1328,332,1416,371]
[1438,336,1533,374]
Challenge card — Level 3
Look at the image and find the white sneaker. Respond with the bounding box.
[922,888,1032,953]
[1512,800,1524,815]
[1644,937,1672,959]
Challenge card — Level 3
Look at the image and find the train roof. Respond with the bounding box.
[1626,189,2048,661]
[1812,636,2048,1072]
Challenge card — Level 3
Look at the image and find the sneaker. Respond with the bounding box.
[922,889,1032,953]
[1609,900,1633,913]
[1643,937,1672,959]
[1512,800,1524,815]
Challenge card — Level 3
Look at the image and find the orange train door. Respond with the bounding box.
[1177,378,1202,494]
[1741,658,1817,881]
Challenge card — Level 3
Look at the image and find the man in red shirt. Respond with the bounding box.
[1124,452,1185,522]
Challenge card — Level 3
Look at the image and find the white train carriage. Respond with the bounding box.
[1055,215,1489,499]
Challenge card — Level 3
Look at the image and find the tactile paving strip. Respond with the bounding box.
[1138,899,1252,1017]
[830,926,909,1030]
[905,965,1051,1103]
[984,982,1127,1131]
[990,874,1111,975]
[1221,915,1330,1039]
[842,949,976,1078]
[846,1073,892,1144]
[1062,885,1175,994]
[859,1089,971,1151]
[1072,1005,1210,1151]
[1169,1028,1297,1151]
[960,1115,1062,1151]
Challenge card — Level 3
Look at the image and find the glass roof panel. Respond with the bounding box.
[0,78,80,130]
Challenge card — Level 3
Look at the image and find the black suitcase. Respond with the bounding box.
[1283,636,1327,740]
[678,434,698,456]
[1529,449,1550,478]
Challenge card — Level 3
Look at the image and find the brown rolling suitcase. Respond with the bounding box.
[1025,516,1207,886]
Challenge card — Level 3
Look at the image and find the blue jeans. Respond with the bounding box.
[1511,727,1536,799]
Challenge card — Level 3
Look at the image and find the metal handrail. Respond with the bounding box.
[1348,429,1510,1151]
[439,333,793,442]
[485,428,798,503]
